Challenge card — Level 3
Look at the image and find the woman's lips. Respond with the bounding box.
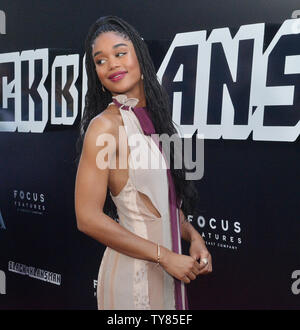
[109,71,127,82]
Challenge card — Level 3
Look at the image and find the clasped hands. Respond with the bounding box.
[159,235,212,284]
[189,235,212,276]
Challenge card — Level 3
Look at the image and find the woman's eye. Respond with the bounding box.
[96,52,126,64]
[96,59,106,65]
[117,52,126,56]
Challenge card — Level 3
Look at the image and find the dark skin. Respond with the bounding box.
[75,32,212,285]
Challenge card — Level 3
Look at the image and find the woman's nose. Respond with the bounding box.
[108,57,120,70]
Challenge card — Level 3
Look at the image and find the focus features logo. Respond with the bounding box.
[13,189,46,215]
[0,10,5,35]
[193,215,242,250]
[93,279,98,298]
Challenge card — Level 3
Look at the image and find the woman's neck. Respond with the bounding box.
[113,82,146,108]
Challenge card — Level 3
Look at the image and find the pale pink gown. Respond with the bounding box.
[97,95,187,310]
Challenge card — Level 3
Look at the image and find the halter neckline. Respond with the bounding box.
[111,94,147,111]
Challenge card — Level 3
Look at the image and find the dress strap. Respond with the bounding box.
[111,94,139,110]
[111,94,155,136]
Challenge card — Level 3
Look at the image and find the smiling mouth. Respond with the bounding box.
[109,72,127,82]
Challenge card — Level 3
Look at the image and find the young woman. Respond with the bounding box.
[74,15,212,310]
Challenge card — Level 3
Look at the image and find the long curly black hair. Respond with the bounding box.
[75,15,200,222]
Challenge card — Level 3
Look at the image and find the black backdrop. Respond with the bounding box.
[0,0,300,310]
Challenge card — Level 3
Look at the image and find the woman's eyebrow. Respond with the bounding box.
[93,43,128,58]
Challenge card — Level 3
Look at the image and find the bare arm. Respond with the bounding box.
[75,114,164,263]
[179,208,204,243]
[179,208,213,274]
[75,114,204,283]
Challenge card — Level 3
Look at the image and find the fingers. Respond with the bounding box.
[189,256,212,278]
[192,260,202,274]
[181,269,197,284]
[180,255,213,284]
[198,256,213,275]
[187,271,197,281]
[182,274,192,284]
[183,264,199,284]
[182,276,190,284]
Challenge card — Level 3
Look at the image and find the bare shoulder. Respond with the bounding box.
[82,105,122,156]
[86,105,120,138]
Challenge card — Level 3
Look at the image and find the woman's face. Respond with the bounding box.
[92,31,143,98]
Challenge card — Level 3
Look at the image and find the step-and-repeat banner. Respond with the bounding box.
[0,0,299,309]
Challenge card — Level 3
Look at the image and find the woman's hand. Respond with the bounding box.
[178,209,212,275]
[159,246,202,284]
[189,236,212,275]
